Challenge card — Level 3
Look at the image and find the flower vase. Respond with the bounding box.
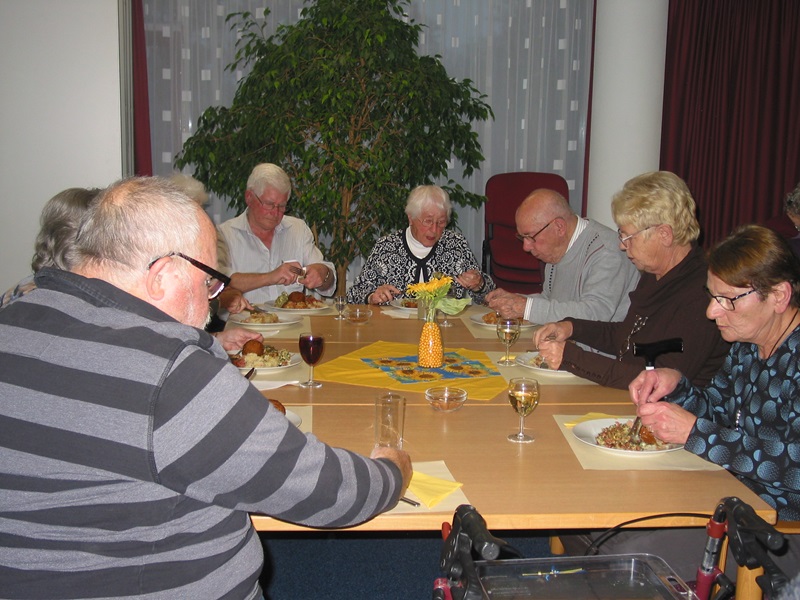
[418,299,443,368]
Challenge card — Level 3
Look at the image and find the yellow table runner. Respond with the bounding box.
[313,341,509,400]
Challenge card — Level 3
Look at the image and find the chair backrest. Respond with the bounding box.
[483,172,569,294]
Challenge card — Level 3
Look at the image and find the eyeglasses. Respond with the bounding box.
[704,286,757,311]
[617,226,654,248]
[251,190,289,213]
[515,219,556,243]
[417,217,448,229]
[618,314,648,360]
[148,252,231,299]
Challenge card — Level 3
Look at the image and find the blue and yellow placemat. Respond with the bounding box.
[314,341,507,400]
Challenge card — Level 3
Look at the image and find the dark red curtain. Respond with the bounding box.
[660,0,800,247]
[132,0,152,176]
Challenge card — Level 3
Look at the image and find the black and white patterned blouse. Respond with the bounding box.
[347,229,495,304]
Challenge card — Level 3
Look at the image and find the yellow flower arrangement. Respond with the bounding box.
[406,274,471,321]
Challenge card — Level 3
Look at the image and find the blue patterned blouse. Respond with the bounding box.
[670,328,800,520]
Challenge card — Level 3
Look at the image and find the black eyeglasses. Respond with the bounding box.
[516,219,556,243]
[618,314,648,360]
[148,252,231,299]
[704,286,757,311]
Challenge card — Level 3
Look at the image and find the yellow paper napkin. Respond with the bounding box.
[563,412,627,428]
[407,470,464,508]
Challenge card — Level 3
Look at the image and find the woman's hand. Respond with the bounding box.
[629,368,682,406]
[218,287,254,314]
[369,284,401,304]
[637,401,696,445]
[533,321,572,346]
[455,269,484,291]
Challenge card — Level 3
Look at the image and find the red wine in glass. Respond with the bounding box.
[298,332,324,388]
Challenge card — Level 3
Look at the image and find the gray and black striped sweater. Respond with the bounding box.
[0,268,402,599]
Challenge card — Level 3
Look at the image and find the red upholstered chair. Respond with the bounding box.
[482,172,569,294]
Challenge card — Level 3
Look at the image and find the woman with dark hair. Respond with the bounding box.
[619,224,800,581]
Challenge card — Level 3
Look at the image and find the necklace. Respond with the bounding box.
[736,308,800,431]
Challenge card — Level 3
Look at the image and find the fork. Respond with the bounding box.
[287,265,306,277]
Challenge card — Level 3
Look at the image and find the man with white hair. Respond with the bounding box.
[217,163,336,307]
[0,177,411,599]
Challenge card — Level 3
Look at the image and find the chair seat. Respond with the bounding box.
[483,171,569,296]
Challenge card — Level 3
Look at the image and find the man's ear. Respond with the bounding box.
[144,256,169,301]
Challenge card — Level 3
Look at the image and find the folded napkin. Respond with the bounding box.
[407,470,464,508]
[251,380,300,391]
[381,308,416,319]
[562,412,625,428]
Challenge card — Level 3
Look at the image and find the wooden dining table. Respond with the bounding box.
[235,305,777,599]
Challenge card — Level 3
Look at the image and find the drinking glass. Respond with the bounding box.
[298,332,324,388]
[507,377,539,443]
[334,295,347,320]
[437,293,456,328]
[496,317,520,366]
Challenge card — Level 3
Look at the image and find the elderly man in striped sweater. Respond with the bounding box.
[0,177,411,599]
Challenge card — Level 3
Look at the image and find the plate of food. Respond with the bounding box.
[389,298,419,312]
[514,351,573,377]
[229,342,301,373]
[266,398,302,428]
[469,311,537,329]
[228,311,302,329]
[572,418,683,455]
[266,292,329,314]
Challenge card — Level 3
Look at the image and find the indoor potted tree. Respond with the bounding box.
[176,0,493,293]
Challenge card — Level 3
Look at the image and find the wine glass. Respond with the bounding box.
[507,377,539,443]
[438,293,455,328]
[496,317,520,366]
[334,295,347,320]
[298,332,324,388]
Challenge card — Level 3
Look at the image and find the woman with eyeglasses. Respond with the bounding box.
[533,171,729,389]
[605,224,800,581]
[347,185,495,305]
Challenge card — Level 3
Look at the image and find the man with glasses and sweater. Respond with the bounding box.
[486,188,640,324]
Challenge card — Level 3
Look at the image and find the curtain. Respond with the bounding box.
[132,0,153,176]
[142,1,594,279]
[660,0,800,246]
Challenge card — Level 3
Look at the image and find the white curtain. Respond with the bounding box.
[143,1,594,274]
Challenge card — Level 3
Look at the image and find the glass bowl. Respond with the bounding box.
[345,305,373,325]
[425,386,467,412]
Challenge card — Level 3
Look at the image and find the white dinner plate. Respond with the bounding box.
[514,351,573,377]
[572,418,683,455]
[236,352,302,374]
[469,313,536,330]
[285,409,302,428]
[262,300,330,315]
[228,312,302,330]
[389,298,419,312]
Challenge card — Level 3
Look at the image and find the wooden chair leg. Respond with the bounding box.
[549,535,565,555]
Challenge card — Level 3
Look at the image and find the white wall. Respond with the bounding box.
[586,0,669,228]
[0,0,123,286]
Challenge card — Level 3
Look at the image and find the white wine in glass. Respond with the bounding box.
[507,377,539,443]
[496,317,520,366]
